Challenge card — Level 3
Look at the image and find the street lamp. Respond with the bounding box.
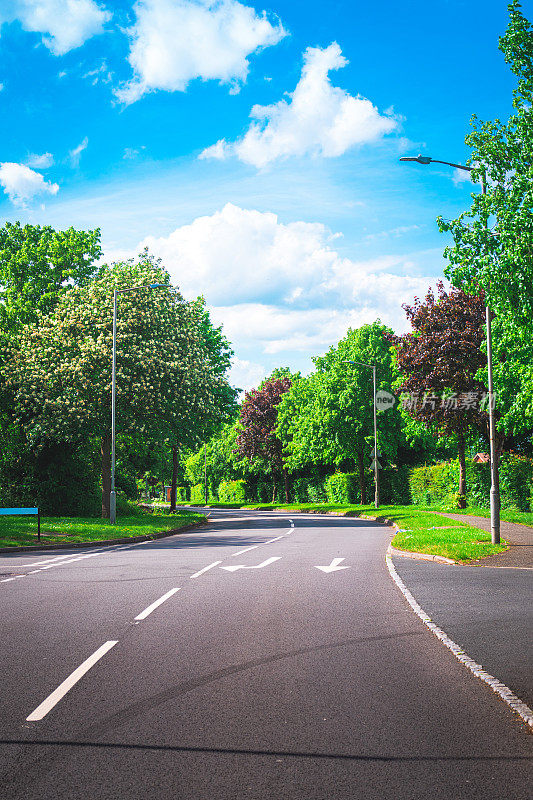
[344,360,380,509]
[110,283,167,523]
[399,154,500,544]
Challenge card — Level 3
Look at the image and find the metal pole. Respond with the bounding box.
[204,443,208,506]
[110,290,117,523]
[372,366,379,508]
[486,305,500,543]
[480,177,500,544]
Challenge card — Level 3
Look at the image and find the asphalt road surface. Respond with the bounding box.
[0,509,531,800]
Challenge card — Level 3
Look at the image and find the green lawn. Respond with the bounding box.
[194,501,507,562]
[0,512,206,548]
[418,504,533,528]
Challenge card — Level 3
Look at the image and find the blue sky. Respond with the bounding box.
[0,0,526,389]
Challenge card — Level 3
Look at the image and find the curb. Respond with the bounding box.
[0,519,207,554]
[386,553,533,732]
[387,543,456,565]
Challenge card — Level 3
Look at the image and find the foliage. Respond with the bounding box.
[235,376,292,498]
[391,283,488,436]
[0,434,100,516]
[277,322,405,503]
[0,221,101,340]
[324,472,358,503]
[218,479,247,503]
[409,454,533,511]
[439,2,533,322]
[4,253,234,516]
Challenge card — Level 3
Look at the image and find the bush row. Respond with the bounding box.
[409,454,533,511]
[181,467,411,506]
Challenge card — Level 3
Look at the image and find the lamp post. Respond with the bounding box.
[110,283,167,523]
[399,154,500,544]
[344,360,380,508]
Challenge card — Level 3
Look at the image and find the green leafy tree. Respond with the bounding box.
[277,322,404,503]
[437,3,533,475]
[0,222,101,339]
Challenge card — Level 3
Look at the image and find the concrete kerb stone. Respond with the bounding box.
[0,519,208,554]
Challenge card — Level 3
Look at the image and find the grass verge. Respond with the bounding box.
[418,504,533,528]
[0,512,206,549]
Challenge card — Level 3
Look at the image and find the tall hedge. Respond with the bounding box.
[218,479,247,503]
[325,473,358,503]
[409,455,533,511]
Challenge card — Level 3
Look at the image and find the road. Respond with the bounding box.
[0,509,531,799]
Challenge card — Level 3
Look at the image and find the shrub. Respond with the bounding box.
[218,479,247,503]
[325,472,358,503]
[190,483,205,503]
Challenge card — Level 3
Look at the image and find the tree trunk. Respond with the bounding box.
[170,445,178,512]
[357,451,366,505]
[101,434,111,519]
[283,468,289,504]
[457,432,467,509]
[271,479,276,503]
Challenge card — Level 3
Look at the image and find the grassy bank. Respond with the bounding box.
[0,512,206,549]
[189,501,507,562]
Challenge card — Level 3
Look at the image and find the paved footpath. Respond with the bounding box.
[437,513,533,568]
[0,509,531,800]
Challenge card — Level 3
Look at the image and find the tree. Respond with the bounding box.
[277,322,404,503]
[389,283,497,507]
[5,254,229,517]
[0,221,102,340]
[439,1,533,321]
[235,376,292,502]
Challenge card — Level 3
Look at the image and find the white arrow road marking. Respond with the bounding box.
[134,588,180,621]
[26,640,118,722]
[315,558,350,574]
[222,556,282,573]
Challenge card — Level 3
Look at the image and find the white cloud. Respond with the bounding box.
[135,203,437,358]
[83,58,113,85]
[229,356,266,391]
[200,42,398,168]
[25,151,54,168]
[115,0,286,105]
[1,1,110,55]
[69,136,88,167]
[0,82,4,91]
[452,168,474,185]
[0,162,58,206]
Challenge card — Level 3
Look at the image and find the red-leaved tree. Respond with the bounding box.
[389,282,504,507]
[235,377,292,502]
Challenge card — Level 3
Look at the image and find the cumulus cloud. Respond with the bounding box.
[200,42,398,168]
[1,0,110,55]
[137,203,437,358]
[115,0,286,105]
[25,151,54,168]
[0,162,59,205]
[69,136,88,166]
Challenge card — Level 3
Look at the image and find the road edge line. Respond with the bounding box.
[385,553,533,732]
